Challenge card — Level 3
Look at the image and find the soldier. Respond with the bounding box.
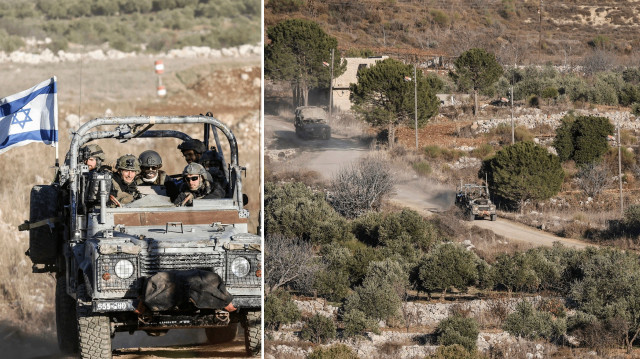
[177,139,206,165]
[200,149,228,193]
[173,163,225,206]
[109,154,142,207]
[136,150,168,186]
[79,143,109,172]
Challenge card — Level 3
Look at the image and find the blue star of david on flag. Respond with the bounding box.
[0,77,58,155]
[11,108,32,129]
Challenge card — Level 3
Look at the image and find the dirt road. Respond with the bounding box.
[265,114,594,250]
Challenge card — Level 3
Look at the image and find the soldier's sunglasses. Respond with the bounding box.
[142,166,159,170]
[185,176,199,182]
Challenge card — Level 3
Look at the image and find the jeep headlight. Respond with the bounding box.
[231,257,251,277]
[473,206,478,211]
[114,259,134,279]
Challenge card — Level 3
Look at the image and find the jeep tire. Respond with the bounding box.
[490,214,497,221]
[56,275,79,354]
[468,212,475,221]
[243,311,261,356]
[28,185,60,265]
[205,323,237,344]
[77,285,112,359]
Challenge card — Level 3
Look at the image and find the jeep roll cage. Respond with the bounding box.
[60,115,244,242]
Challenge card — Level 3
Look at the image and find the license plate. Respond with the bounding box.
[94,300,135,312]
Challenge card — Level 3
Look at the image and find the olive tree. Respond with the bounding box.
[418,243,479,300]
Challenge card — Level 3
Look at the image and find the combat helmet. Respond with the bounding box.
[139,150,163,168]
[80,143,106,163]
[115,154,140,172]
[182,162,208,177]
[177,139,206,154]
[200,149,222,168]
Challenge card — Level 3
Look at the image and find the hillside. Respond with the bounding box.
[265,0,640,66]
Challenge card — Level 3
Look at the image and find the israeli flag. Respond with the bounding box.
[0,77,58,155]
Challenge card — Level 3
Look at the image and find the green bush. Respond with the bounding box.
[313,244,353,301]
[624,204,640,234]
[344,280,402,323]
[428,344,479,359]
[490,123,534,145]
[342,309,380,337]
[528,95,540,108]
[503,301,566,340]
[418,243,479,298]
[424,145,465,161]
[308,344,359,359]
[430,10,450,28]
[632,103,640,116]
[264,290,301,330]
[470,143,494,159]
[541,86,559,104]
[300,314,336,344]
[267,0,304,13]
[412,161,432,176]
[491,252,540,292]
[264,182,353,243]
[481,141,564,210]
[435,315,479,352]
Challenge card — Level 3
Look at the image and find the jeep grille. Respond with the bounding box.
[141,252,224,275]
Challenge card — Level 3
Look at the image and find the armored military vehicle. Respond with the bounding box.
[20,115,261,358]
[294,106,331,140]
[455,183,497,221]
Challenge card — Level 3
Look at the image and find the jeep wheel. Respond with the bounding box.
[205,323,237,344]
[28,185,60,265]
[77,285,112,359]
[56,275,78,354]
[468,212,475,221]
[243,311,261,356]
[490,214,497,221]
[323,130,331,140]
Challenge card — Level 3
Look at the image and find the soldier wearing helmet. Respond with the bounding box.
[173,163,225,206]
[200,149,228,193]
[136,150,169,186]
[109,154,142,207]
[79,143,109,172]
[177,139,206,165]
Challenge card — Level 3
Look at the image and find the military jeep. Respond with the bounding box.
[455,183,497,221]
[21,115,261,358]
[294,106,331,140]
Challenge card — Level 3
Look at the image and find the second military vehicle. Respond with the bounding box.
[294,106,331,140]
[455,183,497,221]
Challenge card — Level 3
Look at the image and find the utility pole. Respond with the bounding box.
[510,84,514,144]
[538,0,543,60]
[618,124,624,216]
[329,48,334,126]
[414,64,418,149]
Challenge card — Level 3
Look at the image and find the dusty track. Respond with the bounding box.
[266,114,594,250]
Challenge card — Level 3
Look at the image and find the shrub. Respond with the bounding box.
[418,243,479,298]
[300,314,336,344]
[503,301,565,341]
[435,315,479,352]
[267,0,304,13]
[313,244,353,301]
[329,155,394,218]
[344,280,402,323]
[491,252,540,292]
[264,181,353,243]
[470,143,494,159]
[481,141,564,210]
[528,95,540,108]
[490,123,533,145]
[265,234,318,293]
[412,161,432,176]
[624,204,640,234]
[632,103,640,116]
[308,344,359,359]
[541,87,559,105]
[342,308,379,337]
[424,145,466,161]
[430,9,450,28]
[576,162,612,198]
[428,344,479,359]
[264,290,301,330]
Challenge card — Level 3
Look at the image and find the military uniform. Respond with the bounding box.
[108,154,142,207]
[173,163,225,206]
[110,173,142,207]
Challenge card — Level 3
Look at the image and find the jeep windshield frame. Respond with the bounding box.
[65,115,243,240]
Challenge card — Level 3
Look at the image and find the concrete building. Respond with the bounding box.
[332,56,388,112]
